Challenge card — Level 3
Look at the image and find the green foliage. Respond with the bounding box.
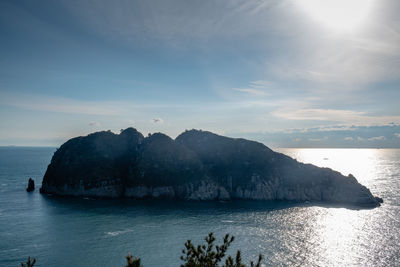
[21,256,36,267]
[125,253,142,267]
[180,232,263,267]
[21,233,262,267]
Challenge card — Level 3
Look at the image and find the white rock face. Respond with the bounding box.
[185,181,230,200]
[41,175,380,207]
[124,186,149,198]
[151,186,175,198]
[123,181,229,200]
[124,186,175,198]
[234,179,279,200]
[41,183,122,198]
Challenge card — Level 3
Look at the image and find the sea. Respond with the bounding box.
[0,147,399,266]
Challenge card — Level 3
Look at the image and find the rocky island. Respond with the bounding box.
[40,128,382,207]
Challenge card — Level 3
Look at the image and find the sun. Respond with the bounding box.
[299,0,374,32]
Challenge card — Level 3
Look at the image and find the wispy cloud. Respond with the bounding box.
[368,136,385,141]
[0,92,120,115]
[271,108,363,121]
[233,88,269,96]
[357,136,386,141]
[89,121,101,127]
[63,0,400,109]
[0,92,214,116]
[271,108,400,125]
[61,1,277,48]
[308,137,327,142]
[229,124,400,148]
[233,80,271,96]
[151,118,164,124]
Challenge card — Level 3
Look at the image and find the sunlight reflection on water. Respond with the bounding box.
[280,148,378,184]
[275,149,400,266]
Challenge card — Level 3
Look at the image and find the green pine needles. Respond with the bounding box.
[125,252,142,267]
[21,256,36,267]
[180,233,262,267]
[22,232,262,267]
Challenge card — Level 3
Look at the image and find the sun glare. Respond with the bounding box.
[300,0,373,32]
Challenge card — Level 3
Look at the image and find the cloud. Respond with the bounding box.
[61,1,278,48]
[233,88,269,96]
[357,136,385,141]
[368,136,385,141]
[269,36,400,86]
[233,80,271,97]
[89,121,101,127]
[0,92,120,115]
[271,108,364,121]
[14,0,400,93]
[228,124,400,148]
[271,108,400,126]
[308,137,327,142]
[66,0,399,88]
[314,125,355,132]
[265,1,400,87]
[151,118,164,124]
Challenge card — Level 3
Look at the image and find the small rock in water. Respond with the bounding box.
[375,196,384,203]
[26,178,35,192]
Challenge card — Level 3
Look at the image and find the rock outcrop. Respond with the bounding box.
[26,178,35,192]
[40,128,382,207]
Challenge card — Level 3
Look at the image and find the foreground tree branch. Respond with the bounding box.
[180,232,262,267]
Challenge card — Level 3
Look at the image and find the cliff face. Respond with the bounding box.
[40,128,382,207]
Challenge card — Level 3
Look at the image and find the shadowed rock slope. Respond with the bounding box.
[40,128,382,207]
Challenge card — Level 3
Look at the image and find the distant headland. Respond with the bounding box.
[40,128,382,208]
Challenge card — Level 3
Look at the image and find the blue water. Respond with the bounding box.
[0,147,399,266]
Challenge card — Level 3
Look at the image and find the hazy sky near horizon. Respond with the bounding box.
[0,0,399,147]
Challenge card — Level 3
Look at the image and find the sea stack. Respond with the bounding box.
[40,128,382,208]
[26,178,35,192]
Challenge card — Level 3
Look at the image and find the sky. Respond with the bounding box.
[0,0,399,147]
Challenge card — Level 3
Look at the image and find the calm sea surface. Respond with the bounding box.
[0,147,399,266]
